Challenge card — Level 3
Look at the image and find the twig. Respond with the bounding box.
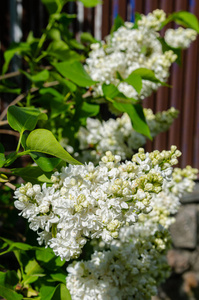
[0,70,21,81]
[5,182,16,190]
[0,80,59,121]
[0,129,20,137]
[0,120,8,126]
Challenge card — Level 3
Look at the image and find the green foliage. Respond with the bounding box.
[101,80,152,139]
[26,129,82,166]
[113,102,152,139]
[0,238,71,299]
[162,11,199,32]
[7,106,48,134]
[54,60,97,87]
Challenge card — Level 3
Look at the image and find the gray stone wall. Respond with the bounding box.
[154,182,199,300]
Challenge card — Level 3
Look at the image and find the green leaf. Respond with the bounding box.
[0,143,6,168]
[0,238,35,256]
[26,129,82,165]
[0,277,23,300]
[79,0,102,7]
[50,273,66,284]
[20,69,50,83]
[7,106,48,134]
[36,248,65,270]
[11,167,53,184]
[124,73,142,94]
[132,12,142,29]
[75,102,100,121]
[0,85,21,94]
[170,11,199,33]
[3,42,30,74]
[102,83,120,99]
[51,284,71,300]
[0,270,19,288]
[30,153,61,172]
[23,259,44,285]
[113,102,152,139]
[54,61,96,87]
[41,0,64,14]
[132,68,166,85]
[80,32,99,44]
[36,248,56,263]
[47,40,81,62]
[111,15,125,34]
[39,286,57,300]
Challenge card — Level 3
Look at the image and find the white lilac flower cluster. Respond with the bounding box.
[85,9,178,100]
[77,107,179,163]
[165,27,197,49]
[66,165,198,300]
[14,147,180,261]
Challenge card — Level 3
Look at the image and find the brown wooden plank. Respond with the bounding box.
[83,7,95,35]
[181,50,198,166]
[154,0,174,151]
[168,0,188,159]
[118,0,127,20]
[134,0,144,14]
[102,0,112,38]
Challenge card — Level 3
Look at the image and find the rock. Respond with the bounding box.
[170,205,197,249]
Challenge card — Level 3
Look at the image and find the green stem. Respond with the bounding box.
[16,132,23,153]
[34,3,63,58]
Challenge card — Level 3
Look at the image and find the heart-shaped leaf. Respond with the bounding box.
[26,129,82,165]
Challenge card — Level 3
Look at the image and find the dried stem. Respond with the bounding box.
[0,129,20,137]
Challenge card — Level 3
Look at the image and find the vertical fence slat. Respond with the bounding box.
[134,0,144,14]
[154,0,174,151]
[102,0,112,38]
[181,0,199,167]
[168,0,188,166]
[142,0,159,153]
[118,0,128,20]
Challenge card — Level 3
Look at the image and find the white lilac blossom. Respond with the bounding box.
[66,222,171,300]
[66,165,198,300]
[77,107,179,163]
[165,27,197,49]
[14,147,180,261]
[85,10,178,100]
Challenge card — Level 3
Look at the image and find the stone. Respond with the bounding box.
[181,182,199,204]
[167,249,190,273]
[170,205,197,249]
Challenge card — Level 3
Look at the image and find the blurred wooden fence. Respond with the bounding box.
[1,0,199,171]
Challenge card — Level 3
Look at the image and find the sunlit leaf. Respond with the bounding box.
[124,73,142,94]
[54,61,96,87]
[113,102,152,139]
[79,0,102,7]
[26,129,82,165]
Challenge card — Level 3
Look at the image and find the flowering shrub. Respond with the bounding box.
[66,166,198,300]
[0,3,198,300]
[14,147,181,261]
[77,107,179,163]
[85,9,197,100]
